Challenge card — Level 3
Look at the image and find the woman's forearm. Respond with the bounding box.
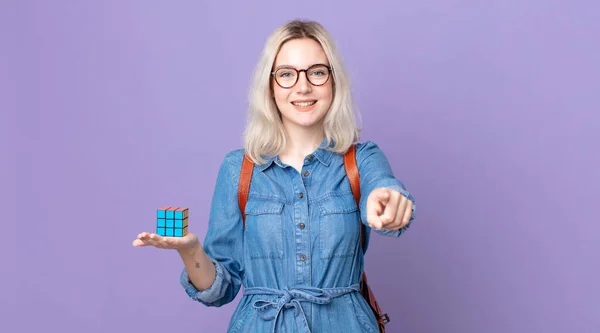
[177,244,216,291]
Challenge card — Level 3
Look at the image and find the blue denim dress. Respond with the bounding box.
[180,141,416,333]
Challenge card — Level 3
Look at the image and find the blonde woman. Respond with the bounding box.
[133,19,416,333]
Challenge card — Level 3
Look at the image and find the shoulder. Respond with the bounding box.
[218,148,246,179]
[222,148,245,165]
[353,140,388,166]
[354,140,380,152]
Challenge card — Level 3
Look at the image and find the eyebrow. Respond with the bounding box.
[273,63,330,71]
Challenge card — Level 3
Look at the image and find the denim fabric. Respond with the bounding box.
[180,140,416,333]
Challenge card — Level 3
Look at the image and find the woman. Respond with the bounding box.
[133,19,416,333]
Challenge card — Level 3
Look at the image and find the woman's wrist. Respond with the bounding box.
[177,241,203,258]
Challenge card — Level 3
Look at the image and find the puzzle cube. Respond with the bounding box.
[157,206,189,237]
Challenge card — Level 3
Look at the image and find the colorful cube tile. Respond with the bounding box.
[156,206,188,237]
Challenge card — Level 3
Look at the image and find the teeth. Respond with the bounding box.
[292,101,316,107]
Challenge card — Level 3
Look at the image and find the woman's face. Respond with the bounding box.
[271,38,333,133]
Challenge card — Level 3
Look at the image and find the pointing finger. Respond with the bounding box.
[380,190,401,226]
[366,201,384,229]
[374,189,391,205]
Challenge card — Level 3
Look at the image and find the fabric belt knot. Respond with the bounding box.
[244,284,360,333]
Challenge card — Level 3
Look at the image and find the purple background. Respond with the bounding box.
[5,0,599,332]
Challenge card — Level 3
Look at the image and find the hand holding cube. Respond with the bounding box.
[132,206,200,252]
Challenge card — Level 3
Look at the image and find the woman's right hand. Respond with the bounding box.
[132,232,201,254]
[133,231,216,290]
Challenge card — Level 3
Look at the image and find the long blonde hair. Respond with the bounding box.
[243,19,361,164]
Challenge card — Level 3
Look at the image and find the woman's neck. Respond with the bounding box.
[281,127,324,159]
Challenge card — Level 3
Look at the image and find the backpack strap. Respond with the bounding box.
[238,154,254,227]
[343,144,365,250]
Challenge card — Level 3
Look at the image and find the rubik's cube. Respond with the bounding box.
[157,206,189,237]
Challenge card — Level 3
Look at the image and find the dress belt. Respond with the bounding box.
[243,284,360,333]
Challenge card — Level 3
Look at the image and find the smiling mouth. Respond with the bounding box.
[291,100,317,107]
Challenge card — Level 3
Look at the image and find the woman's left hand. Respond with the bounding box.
[366,188,413,230]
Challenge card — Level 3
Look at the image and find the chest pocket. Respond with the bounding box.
[244,198,285,260]
[317,192,361,259]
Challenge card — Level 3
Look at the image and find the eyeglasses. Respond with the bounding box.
[271,64,332,89]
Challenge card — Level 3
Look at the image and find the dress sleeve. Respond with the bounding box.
[180,151,245,307]
[356,141,416,238]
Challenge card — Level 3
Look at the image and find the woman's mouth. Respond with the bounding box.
[291,100,317,111]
